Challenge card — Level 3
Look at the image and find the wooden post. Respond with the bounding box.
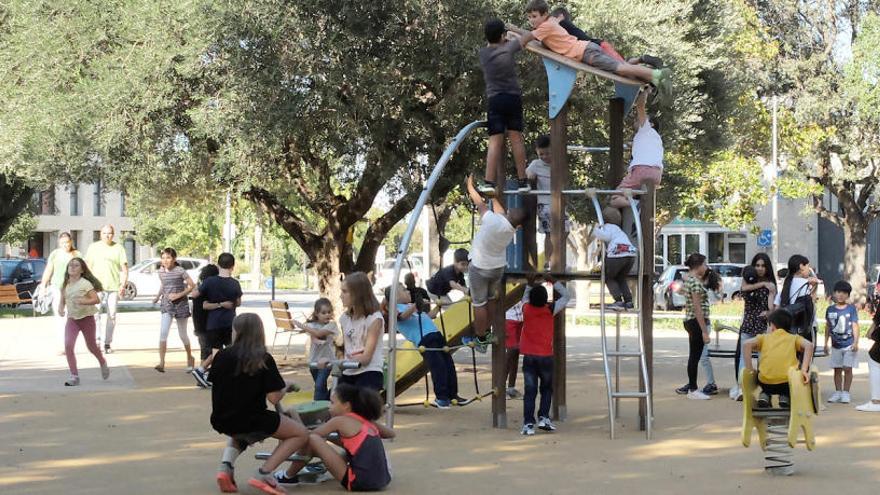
[491,152,508,428]
[551,105,569,421]
[638,182,655,430]
[608,98,626,188]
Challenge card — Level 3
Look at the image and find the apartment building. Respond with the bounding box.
[4,183,152,265]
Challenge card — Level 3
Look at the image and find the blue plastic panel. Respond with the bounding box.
[542,58,578,119]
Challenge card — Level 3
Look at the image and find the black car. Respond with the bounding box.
[0,258,47,301]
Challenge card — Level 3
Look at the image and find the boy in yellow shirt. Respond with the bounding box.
[743,309,814,408]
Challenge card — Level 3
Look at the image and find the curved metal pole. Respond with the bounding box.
[385,120,487,429]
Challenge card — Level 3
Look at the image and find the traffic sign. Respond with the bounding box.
[757,229,772,247]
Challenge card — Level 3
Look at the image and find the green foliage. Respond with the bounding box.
[128,194,224,258]
[680,152,769,231]
[0,212,37,245]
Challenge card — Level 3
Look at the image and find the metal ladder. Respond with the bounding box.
[589,190,653,439]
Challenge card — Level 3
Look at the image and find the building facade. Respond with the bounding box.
[3,183,152,265]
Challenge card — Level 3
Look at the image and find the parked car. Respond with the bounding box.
[654,255,670,278]
[867,265,880,310]
[373,255,427,292]
[0,257,46,301]
[653,265,689,310]
[123,257,209,300]
[708,263,745,301]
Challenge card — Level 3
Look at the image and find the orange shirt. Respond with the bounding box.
[531,16,588,62]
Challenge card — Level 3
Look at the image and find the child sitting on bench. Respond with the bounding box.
[518,0,672,103]
[743,309,814,409]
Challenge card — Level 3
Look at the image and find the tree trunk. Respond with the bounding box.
[842,216,868,305]
[0,174,35,241]
[314,236,345,314]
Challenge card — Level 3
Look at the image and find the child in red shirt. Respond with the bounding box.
[520,280,570,435]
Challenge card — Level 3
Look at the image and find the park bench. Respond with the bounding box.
[269,300,304,359]
[0,284,33,317]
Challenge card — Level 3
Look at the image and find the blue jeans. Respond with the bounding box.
[700,345,715,385]
[310,367,332,401]
[420,332,459,401]
[523,355,553,424]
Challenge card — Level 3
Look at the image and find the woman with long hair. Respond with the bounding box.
[677,253,713,400]
[730,253,776,400]
[39,232,81,334]
[59,258,110,386]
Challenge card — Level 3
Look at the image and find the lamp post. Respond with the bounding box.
[771,95,779,268]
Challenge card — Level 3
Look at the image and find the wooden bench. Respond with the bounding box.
[270,300,303,359]
[0,284,32,317]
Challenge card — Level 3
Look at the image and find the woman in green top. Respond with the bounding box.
[679,253,713,400]
[39,232,81,326]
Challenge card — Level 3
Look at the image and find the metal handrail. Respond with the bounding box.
[385,120,487,429]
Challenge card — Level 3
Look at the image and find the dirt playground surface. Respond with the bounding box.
[1,309,878,495]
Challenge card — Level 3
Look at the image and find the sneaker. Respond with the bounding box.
[249,470,285,495]
[624,302,635,310]
[607,301,626,312]
[855,402,880,412]
[521,423,536,436]
[702,383,718,396]
[192,368,211,388]
[217,464,237,493]
[506,387,523,399]
[477,180,497,195]
[537,417,556,432]
[101,362,110,380]
[104,344,112,354]
[674,384,690,395]
[515,178,531,193]
[453,396,474,406]
[757,392,770,408]
[639,54,664,68]
[431,398,452,409]
[729,386,740,400]
[735,392,743,402]
[64,375,80,387]
[687,390,711,400]
[273,470,301,486]
[778,395,790,409]
[840,391,851,404]
[827,390,842,403]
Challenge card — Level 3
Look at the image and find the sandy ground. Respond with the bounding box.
[1,304,878,495]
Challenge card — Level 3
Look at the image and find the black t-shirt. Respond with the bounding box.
[200,275,243,331]
[870,312,880,363]
[191,293,208,335]
[210,349,286,435]
[427,266,466,296]
[559,19,602,45]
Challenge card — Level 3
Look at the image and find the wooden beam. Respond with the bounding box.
[550,104,569,421]
[608,97,626,188]
[505,24,642,86]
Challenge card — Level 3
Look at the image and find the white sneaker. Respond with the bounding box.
[729,386,741,400]
[537,416,556,432]
[840,391,851,404]
[827,391,842,403]
[521,423,535,436]
[687,390,711,400]
[855,402,880,412]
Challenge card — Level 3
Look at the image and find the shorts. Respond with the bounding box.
[486,93,524,136]
[618,165,663,190]
[205,326,233,350]
[216,411,281,445]
[505,320,523,349]
[830,346,858,368]
[338,371,384,391]
[197,333,212,360]
[581,42,621,73]
[230,430,272,448]
[536,203,572,235]
[468,264,505,308]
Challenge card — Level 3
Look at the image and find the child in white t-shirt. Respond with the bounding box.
[610,87,663,209]
[526,135,571,269]
[465,174,525,351]
[593,207,637,311]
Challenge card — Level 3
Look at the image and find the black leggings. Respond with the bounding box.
[684,318,705,391]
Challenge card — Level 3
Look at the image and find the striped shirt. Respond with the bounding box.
[683,275,709,321]
[158,265,191,318]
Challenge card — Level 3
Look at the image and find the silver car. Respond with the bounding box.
[708,263,745,301]
[653,265,689,310]
[123,257,210,300]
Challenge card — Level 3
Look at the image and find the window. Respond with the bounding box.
[685,234,700,256]
[666,235,682,265]
[124,238,136,266]
[93,181,104,216]
[727,233,747,264]
[39,189,55,215]
[707,233,725,263]
[69,185,79,216]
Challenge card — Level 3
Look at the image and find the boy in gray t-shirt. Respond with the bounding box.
[477,18,530,196]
